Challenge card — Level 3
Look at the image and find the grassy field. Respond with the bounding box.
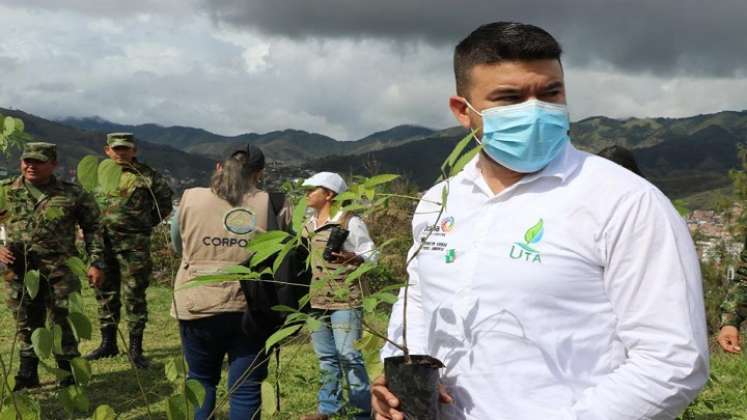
[1,283,746,419]
[0,283,385,419]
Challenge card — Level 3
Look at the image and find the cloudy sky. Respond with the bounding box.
[1,0,746,140]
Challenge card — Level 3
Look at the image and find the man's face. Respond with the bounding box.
[449,59,566,137]
[21,158,57,185]
[105,145,136,165]
[306,187,334,211]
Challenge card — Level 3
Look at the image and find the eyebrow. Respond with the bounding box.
[544,81,565,90]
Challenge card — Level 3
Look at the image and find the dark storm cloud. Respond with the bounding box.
[200,0,747,77]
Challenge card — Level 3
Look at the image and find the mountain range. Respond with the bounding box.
[2,107,746,202]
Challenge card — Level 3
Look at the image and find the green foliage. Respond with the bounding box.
[0,114,32,155]
[59,385,90,414]
[70,357,92,386]
[672,199,690,217]
[265,324,303,352]
[92,405,117,420]
[164,356,205,420]
[24,269,40,299]
[729,144,747,236]
[68,311,92,340]
[96,158,123,194]
[31,327,53,360]
[77,155,99,192]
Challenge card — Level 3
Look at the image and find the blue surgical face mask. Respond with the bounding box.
[465,98,570,173]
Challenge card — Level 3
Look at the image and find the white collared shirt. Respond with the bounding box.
[309,211,378,262]
[381,143,708,419]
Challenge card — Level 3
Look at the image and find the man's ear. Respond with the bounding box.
[449,96,472,130]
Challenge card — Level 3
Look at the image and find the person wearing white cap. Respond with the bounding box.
[300,171,376,420]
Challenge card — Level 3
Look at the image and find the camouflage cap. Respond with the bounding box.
[21,142,57,162]
[106,132,136,148]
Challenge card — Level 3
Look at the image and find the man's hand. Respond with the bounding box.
[0,246,15,265]
[87,266,104,289]
[371,374,453,420]
[718,325,741,353]
[372,375,404,420]
[332,250,363,265]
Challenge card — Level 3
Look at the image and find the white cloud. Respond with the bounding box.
[0,2,746,143]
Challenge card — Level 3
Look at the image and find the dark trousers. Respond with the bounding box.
[180,312,268,420]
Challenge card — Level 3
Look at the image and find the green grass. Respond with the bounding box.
[2,283,746,419]
[0,283,385,419]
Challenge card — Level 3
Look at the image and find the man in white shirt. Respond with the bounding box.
[373,22,708,420]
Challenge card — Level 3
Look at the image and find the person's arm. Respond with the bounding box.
[76,190,106,287]
[568,188,708,419]
[718,241,747,353]
[150,171,174,224]
[169,207,182,256]
[345,216,377,263]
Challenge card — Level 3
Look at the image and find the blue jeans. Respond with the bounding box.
[310,309,371,418]
[180,313,268,420]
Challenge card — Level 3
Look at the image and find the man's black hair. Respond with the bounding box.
[597,145,644,177]
[454,22,563,97]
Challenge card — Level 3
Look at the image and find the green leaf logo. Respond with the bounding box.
[524,218,544,245]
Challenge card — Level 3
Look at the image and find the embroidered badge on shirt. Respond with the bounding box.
[445,248,456,263]
[509,218,543,264]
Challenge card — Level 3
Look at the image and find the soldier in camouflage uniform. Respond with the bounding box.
[0,142,105,390]
[718,238,747,353]
[86,133,173,368]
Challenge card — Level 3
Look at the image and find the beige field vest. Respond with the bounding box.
[303,213,363,310]
[171,187,269,320]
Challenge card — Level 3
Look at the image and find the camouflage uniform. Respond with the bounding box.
[720,239,747,328]
[94,133,173,337]
[1,143,105,362]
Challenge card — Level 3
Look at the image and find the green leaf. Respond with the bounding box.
[31,327,53,359]
[185,379,206,408]
[363,174,400,188]
[2,116,17,136]
[524,218,544,244]
[92,405,117,420]
[305,317,322,332]
[166,395,189,420]
[65,256,88,283]
[24,269,40,299]
[272,240,295,274]
[373,292,398,304]
[449,144,483,177]
[221,265,252,274]
[0,185,7,213]
[52,323,63,354]
[97,159,123,193]
[344,261,375,285]
[291,197,308,234]
[270,304,299,313]
[70,357,92,386]
[68,291,85,314]
[246,231,290,267]
[60,384,90,413]
[441,131,476,175]
[265,324,302,351]
[76,155,99,192]
[165,357,186,383]
[362,297,378,313]
[68,312,92,340]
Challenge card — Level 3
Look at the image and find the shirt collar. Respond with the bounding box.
[458,142,582,190]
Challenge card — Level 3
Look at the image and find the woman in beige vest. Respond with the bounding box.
[170,145,270,420]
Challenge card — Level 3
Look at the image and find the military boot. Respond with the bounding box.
[56,359,75,387]
[85,325,119,361]
[13,356,40,391]
[129,332,149,369]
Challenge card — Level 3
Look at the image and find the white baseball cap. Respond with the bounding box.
[302,172,348,194]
